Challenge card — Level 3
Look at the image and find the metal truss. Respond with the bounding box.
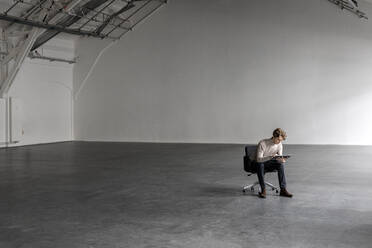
[327,0,368,19]
[0,29,41,97]
[0,13,106,38]
[28,51,76,63]
[0,51,77,64]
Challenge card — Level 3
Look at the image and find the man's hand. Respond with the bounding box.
[276,157,286,163]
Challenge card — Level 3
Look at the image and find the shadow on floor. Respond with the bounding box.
[198,185,259,198]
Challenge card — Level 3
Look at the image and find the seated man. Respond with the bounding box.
[250,128,293,198]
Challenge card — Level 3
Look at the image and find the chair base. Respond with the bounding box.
[242,181,279,193]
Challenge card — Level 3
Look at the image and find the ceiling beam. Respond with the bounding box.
[0,13,106,38]
[95,1,135,35]
[31,0,109,50]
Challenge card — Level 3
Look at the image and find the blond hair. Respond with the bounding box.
[273,128,287,140]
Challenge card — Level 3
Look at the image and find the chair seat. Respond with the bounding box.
[244,155,278,174]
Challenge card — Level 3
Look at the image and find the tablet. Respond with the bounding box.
[273,155,291,159]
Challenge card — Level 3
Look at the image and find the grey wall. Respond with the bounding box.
[74,0,372,145]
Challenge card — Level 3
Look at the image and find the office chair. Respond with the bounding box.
[242,145,279,194]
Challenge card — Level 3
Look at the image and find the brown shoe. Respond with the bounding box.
[258,189,266,198]
[280,188,293,198]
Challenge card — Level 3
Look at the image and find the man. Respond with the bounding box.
[250,128,293,198]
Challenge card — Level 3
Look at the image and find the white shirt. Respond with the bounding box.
[250,138,283,162]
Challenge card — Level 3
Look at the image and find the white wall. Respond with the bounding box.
[74,0,372,145]
[0,38,74,147]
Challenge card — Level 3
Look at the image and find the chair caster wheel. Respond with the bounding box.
[276,190,279,193]
[250,187,254,191]
[242,189,246,193]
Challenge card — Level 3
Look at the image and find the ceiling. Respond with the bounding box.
[0,0,369,48]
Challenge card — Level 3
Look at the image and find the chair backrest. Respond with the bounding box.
[244,146,249,156]
[243,145,256,173]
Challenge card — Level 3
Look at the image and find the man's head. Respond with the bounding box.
[272,128,287,144]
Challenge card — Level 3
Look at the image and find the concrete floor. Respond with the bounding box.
[1,142,372,248]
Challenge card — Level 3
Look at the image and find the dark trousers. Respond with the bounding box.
[253,160,287,191]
